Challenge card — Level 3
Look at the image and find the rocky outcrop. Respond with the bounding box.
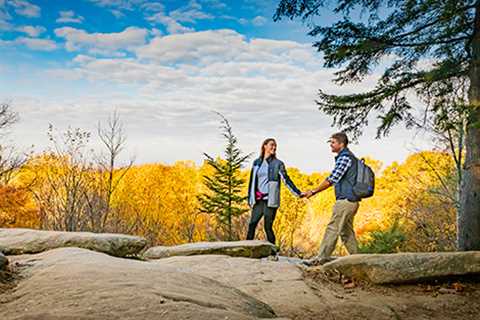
[0,248,275,320]
[154,255,326,319]
[143,240,275,259]
[0,228,147,257]
[0,252,7,271]
[2,249,480,320]
[320,251,480,284]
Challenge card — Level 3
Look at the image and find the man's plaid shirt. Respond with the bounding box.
[326,155,352,185]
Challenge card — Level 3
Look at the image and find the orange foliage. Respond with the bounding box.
[0,185,39,228]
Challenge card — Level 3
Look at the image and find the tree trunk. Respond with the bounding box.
[458,3,480,251]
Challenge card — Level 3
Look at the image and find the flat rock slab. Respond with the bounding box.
[155,255,325,319]
[143,240,275,259]
[0,252,7,271]
[1,248,275,320]
[319,251,480,284]
[0,228,147,257]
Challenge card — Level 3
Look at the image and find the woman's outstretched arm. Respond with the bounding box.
[278,161,303,197]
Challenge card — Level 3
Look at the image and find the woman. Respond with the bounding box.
[246,138,304,246]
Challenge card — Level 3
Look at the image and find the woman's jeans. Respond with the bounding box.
[246,200,278,244]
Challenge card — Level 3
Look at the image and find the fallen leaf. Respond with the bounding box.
[452,282,465,292]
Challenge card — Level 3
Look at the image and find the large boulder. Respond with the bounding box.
[143,240,275,260]
[0,248,275,320]
[0,228,147,257]
[0,252,7,271]
[320,251,480,284]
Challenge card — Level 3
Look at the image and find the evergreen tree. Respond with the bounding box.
[274,0,480,250]
[199,113,251,241]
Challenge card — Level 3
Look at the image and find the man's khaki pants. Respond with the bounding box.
[318,199,360,258]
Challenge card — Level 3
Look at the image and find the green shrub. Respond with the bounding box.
[358,222,406,254]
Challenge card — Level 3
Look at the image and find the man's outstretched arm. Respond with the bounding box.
[306,155,351,198]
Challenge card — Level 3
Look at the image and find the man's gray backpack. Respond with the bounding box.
[353,158,375,199]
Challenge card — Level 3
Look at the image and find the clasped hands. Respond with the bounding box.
[300,190,315,199]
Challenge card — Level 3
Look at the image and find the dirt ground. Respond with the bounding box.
[300,267,480,320]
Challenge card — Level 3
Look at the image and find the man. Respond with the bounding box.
[303,132,361,266]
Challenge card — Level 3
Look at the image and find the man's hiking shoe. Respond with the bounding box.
[301,256,336,267]
[267,254,279,262]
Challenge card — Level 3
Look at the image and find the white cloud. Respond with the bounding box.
[200,0,227,10]
[16,25,45,37]
[0,35,57,51]
[149,28,162,37]
[141,2,164,12]
[89,0,159,17]
[56,10,84,24]
[0,18,11,30]
[0,0,11,29]
[16,30,326,111]
[88,0,143,10]
[135,29,243,64]
[238,18,248,25]
[87,0,153,18]
[135,29,315,66]
[0,0,10,18]
[170,0,213,23]
[9,0,40,18]
[88,0,212,34]
[145,0,214,34]
[146,12,193,34]
[0,38,12,46]
[15,37,58,51]
[109,9,124,18]
[2,28,434,173]
[0,0,41,29]
[231,16,269,27]
[47,30,327,117]
[252,16,267,26]
[54,26,149,55]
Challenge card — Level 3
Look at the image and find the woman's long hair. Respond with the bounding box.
[259,138,277,159]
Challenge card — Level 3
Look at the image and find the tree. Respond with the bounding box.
[0,103,33,228]
[32,126,93,231]
[274,167,311,255]
[89,111,134,232]
[0,103,27,185]
[198,113,251,241]
[0,185,38,228]
[274,0,480,250]
[0,103,18,134]
[414,78,469,210]
[31,114,136,233]
[378,151,458,251]
[0,144,30,186]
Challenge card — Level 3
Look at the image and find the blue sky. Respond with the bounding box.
[0,0,432,172]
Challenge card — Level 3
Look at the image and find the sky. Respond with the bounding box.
[0,0,433,173]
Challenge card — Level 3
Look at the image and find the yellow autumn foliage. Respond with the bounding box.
[0,150,458,254]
